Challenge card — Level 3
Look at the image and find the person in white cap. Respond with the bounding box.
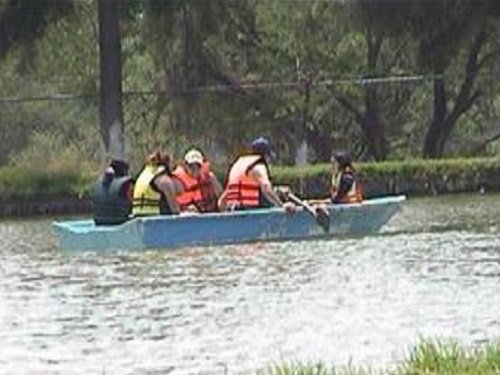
[172,148,223,213]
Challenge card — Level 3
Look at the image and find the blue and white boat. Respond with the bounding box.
[52,195,405,252]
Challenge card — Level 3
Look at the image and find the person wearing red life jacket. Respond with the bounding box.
[172,148,223,213]
[218,137,295,212]
[330,152,363,204]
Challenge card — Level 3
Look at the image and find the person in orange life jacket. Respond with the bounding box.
[330,152,363,204]
[92,159,133,225]
[218,137,295,212]
[172,148,223,213]
[132,150,184,216]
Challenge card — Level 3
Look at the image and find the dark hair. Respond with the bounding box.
[110,159,130,177]
[147,150,169,165]
[147,150,171,174]
[331,152,353,169]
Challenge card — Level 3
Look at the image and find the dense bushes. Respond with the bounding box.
[0,157,498,215]
[0,166,93,200]
[272,157,500,198]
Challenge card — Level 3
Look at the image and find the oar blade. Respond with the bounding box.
[315,207,330,233]
[287,192,330,232]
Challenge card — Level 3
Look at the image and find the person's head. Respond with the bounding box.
[184,148,204,178]
[250,136,274,160]
[331,151,353,171]
[147,150,171,172]
[109,159,129,177]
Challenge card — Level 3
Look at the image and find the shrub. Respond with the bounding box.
[1,157,499,201]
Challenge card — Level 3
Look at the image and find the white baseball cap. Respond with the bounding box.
[184,149,204,165]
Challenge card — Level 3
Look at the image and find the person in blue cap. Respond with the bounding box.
[218,137,294,212]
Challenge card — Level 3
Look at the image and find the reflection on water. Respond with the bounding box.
[0,194,499,374]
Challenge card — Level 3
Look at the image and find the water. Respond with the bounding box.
[1,194,499,374]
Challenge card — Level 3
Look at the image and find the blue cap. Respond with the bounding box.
[250,137,274,158]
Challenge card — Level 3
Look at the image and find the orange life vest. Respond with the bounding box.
[172,162,218,212]
[331,167,363,203]
[223,154,265,208]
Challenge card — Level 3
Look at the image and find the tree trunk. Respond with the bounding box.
[98,0,125,161]
[306,126,332,162]
[359,32,388,161]
[360,86,388,161]
[295,80,311,166]
[422,29,486,158]
[423,77,447,158]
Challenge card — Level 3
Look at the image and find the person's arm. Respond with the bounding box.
[155,175,181,214]
[217,190,228,211]
[120,179,134,202]
[249,165,285,207]
[209,172,223,197]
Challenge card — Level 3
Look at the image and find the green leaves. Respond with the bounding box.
[0,0,74,60]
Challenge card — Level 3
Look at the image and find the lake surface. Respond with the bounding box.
[1,194,499,374]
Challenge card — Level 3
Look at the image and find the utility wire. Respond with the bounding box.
[0,71,498,104]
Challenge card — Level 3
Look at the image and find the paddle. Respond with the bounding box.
[287,192,330,233]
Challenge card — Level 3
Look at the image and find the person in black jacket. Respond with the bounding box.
[92,159,133,225]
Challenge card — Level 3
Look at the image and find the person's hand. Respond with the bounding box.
[314,205,328,217]
[180,210,198,216]
[283,201,296,214]
[274,185,291,201]
[184,204,199,213]
[217,198,227,212]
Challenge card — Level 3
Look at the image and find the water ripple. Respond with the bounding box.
[1,195,500,374]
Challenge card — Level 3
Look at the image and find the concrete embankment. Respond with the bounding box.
[0,196,91,218]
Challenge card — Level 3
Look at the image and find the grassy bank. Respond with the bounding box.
[0,157,499,216]
[261,340,500,375]
[272,157,500,199]
[0,166,94,216]
[0,166,93,199]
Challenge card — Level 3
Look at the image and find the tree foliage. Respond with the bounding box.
[0,0,499,170]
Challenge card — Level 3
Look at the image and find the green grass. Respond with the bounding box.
[259,340,500,375]
[262,362,373,375]
[399,340,500,375]
[0,166,95,200]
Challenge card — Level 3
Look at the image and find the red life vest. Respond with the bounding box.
[223,154,265,208]
[172,162,218,212]
[331,167,363,203]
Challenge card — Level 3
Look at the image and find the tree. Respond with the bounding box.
[330,0,424,161]
[416,1,496,158]
[0,0,73,60]
[0,0,128,162]
[254,0,346,163]
[98,0,125,161]
[383,0,499,158]
[139,0,252,156]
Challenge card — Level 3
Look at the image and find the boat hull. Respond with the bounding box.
[52,195,405,252]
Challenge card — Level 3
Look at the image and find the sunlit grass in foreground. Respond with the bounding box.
[259,340,500,375]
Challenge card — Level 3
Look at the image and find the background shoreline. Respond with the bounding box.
[1,157,498,218]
